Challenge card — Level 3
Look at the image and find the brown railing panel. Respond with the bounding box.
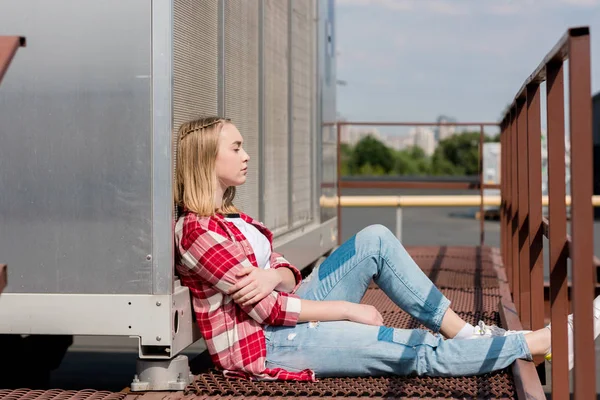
[546,59,570,398]
[568,30,596,398]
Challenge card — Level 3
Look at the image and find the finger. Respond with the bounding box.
[243,292,267,307]
[235,288,259,304]
[235,267,254,277]
[227,275,254,294]
[232,281,257,300]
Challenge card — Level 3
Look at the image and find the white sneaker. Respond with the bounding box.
[467,320,532,339]
[545,294,600,370]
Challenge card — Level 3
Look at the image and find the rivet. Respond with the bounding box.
[156,336,161,341]
[156,301,161,306]
[146,255,152,261]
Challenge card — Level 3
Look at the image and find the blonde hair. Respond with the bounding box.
[174,116,239,217]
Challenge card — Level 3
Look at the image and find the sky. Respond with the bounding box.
[335,0,600,135]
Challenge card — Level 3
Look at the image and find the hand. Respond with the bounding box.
[345,303,384,326]
[227,267,282,307]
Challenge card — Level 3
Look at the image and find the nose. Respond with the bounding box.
[243,148,250,162]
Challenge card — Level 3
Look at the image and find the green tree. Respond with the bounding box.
[358,162,386,176]
[430,152,459,175]
[349,135,394,174]
[395,146,430,175]
[340,143,354,176]
[432,131,493,176]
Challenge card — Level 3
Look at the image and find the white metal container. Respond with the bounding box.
[0,0,338,385]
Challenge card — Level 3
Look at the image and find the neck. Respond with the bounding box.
[214,183,226,210]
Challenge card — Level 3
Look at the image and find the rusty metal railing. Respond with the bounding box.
[500,26,596,398]
[0,35,26,296]
[335,121,499,246]
[0,36,25,83]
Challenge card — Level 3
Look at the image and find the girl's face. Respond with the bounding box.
[215,123,250,188]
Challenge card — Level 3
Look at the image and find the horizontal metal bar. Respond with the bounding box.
[337,181,500,190]
[500,26,589,123]
[322,195,600,208]
[337,121,499,127]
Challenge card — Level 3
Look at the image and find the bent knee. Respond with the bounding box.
[360,224,397,242]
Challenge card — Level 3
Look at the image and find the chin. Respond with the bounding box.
[232,177,247,186]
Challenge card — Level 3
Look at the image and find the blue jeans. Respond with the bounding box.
[264,224,532,377]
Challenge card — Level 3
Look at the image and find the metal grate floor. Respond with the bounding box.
[1,246,518,399]
[184,246,516,399]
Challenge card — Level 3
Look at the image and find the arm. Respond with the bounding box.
[178,226,300,326]
[274,267,297,293]
[298,299,384,326]
[270,251,302,293]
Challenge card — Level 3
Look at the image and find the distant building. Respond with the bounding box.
[435,115,457,141]
[384,134,416,151]
[409,126,436,156]
[340,126,382,146]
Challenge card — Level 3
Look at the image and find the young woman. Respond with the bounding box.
[174,116,600,381]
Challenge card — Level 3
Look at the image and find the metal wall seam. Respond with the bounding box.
[152,0,174,295]
[287,0,294,230]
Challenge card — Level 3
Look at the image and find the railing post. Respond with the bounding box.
[395,206,402,242]
[516,98,531,328]
[526,83,545,368]
[546,59,569,399]
[505,116,514,294]
[568,29,596,398]
[510,108,520,310]
[336,122,342,245]
[0,264,6,295]
[479,124,485,247]
[500,121,506,268]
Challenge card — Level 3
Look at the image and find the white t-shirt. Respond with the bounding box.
[225,216,271,269]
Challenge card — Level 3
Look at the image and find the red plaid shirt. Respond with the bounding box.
[175,210,316,381]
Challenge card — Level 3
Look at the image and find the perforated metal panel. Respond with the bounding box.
[263,0,289,232]
[224,1,259,217]
[173,0,219,130]
[291,0,314,226]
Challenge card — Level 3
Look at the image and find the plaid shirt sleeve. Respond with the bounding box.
[269,251,302,293]
[179,225,301,326]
